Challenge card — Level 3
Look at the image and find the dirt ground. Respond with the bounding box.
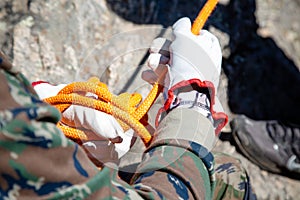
[1,0,300,199]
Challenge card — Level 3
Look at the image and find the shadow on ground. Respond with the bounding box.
[106,0,300,123]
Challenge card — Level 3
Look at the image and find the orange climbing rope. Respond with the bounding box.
[191,0,218,35]
[43,0,218,146]
[44,77,162,145]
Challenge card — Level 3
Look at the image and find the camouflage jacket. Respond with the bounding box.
[0,51,217,200]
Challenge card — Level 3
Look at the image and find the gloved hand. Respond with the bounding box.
[142,17,228,134]
[32,81,133,160]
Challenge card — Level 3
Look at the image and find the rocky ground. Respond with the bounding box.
[1,0,300,199]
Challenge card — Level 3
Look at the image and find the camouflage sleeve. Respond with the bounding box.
[130,108,216,200]
[0,52,215,199]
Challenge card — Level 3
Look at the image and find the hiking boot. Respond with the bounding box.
[230,115,300,177]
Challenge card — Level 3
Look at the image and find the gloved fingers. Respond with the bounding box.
[199,30,219,44]
[149,37,171,56]
[172,18,219,50]
[172,17,192,34]
[145,52,169,84]
[147,37,170,79]
[115,129,134,158]
[62,105,124,141]
[147,52,169,70]
[172,17,221,59]
[169,17,222,88]
[198,30,222,70]
[32,82,67,99]
[82,140,119,166]
[81,129,134,163]
[141,37,171,86]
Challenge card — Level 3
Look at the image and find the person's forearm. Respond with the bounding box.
[130,108,216,199]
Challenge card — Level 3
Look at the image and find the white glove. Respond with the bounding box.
[32,81,133,158]
[143,17,221,90]
[169,17,222,89]
[142,17,227,134]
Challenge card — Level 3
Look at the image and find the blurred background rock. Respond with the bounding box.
[1,0,299,199]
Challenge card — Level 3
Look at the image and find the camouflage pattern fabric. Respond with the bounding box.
[213,153,256,200]
[0,51,252,199]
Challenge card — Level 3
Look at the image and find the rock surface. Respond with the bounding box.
[1,0,300,199]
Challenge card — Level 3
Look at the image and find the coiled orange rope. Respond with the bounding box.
[43,0,218,146]
[44,77,162,145]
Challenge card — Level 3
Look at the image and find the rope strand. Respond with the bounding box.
[191,0,219,35]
